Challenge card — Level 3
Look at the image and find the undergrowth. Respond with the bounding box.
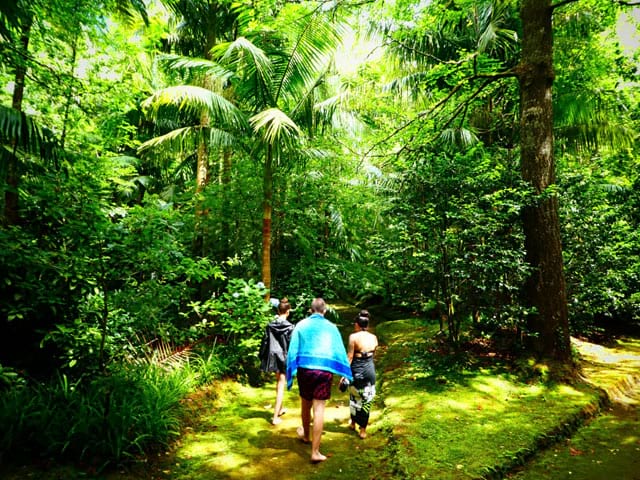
[0,361,203,471]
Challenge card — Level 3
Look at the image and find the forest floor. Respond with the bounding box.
[2,302,639,480]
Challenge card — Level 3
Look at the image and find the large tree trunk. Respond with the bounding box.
[4,19,31,225]
[518,0,570,361]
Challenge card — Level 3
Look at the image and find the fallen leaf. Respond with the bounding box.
[569,447,584,456]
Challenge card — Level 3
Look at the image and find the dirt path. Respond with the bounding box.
[136,301,394,480]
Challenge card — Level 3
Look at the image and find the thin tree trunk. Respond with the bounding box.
[193,25,217,257]
[518,0,570,361]
[220,148,232,259]
[193,123,210,257]
[261,145,273,295]
[60,33,79,150]
[4,19,32,225]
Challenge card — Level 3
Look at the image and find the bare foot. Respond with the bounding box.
[359,428,367,439]
[348,422,356,431]
[296,425,310,444]
[310,452,327,463]
[271,417,282,425]
[278,408,287,416]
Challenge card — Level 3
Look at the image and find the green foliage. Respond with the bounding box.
[374,144,531,342]
[185,278,272,379]
[0,363,198,467]
[560,159,640,335]
[0,364,25,389]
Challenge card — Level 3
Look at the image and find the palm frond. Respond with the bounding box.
[138,126,197,153]
[383,71,432,100]
[555,90,636,151]
[439,127,479,148]
[158,54,234,83]
[214,37,275,106]
[475,2,519,56]
[134,336,192,369]
[0,105,60,163]
[207,127,239,149]
[143,85,247,131]
[250,107,302,146]
[315,92,365,135]
[274,15,343,105]
[114,0,148,26]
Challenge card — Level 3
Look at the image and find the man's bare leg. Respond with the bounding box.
[297,397,312,443]
[310,399,327,462]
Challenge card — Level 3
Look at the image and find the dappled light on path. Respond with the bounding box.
[161,301,391,480]
[573,336,640,407]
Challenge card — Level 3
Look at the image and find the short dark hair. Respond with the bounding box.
[278,297,291,314]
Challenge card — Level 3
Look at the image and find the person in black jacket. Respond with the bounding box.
[259,297,294,425]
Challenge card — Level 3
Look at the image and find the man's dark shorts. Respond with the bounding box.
[297,367,333,401]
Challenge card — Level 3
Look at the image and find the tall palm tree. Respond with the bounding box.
[142,4,345,293]
[211,7,345,293]
[144,0,241,257]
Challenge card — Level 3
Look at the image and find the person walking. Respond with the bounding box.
[346,309,378,439]
[259,298,294,425]
[286,298,352,463]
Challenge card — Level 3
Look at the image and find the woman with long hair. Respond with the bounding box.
[347,309,378,439]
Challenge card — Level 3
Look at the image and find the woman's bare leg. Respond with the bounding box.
[272,372,286,424]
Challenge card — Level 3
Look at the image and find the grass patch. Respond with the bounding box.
[376,317,604,479]
[161,378,395,480]
[510,405,640,479]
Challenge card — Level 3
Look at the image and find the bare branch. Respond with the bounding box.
[387,38,473,66]
[362,70,517,158]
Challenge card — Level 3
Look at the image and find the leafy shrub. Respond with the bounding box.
[560,167,640,336]
[0,364,25,390]
[0,363,198,468]
[185,278,272,380]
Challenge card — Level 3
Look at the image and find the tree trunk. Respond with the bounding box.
[518,0,570,361]
[220,148,233,260]
[4,19,31,225]
[192,122,210,257]
[193,25,217,257]
[261,145,273,295]
[61,32,79,150]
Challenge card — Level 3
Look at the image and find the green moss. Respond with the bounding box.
[2,307,638,480]
[375,318,605,479]
[511,406,640,480]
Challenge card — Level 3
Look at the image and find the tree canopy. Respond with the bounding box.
[1,0,639,466]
